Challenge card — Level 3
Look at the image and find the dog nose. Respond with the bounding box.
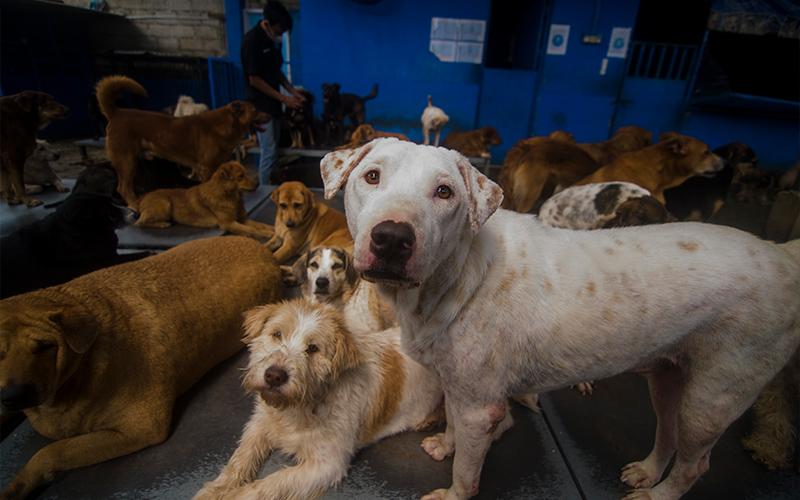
[264,366,288,388]
[370,221,415,262]
[315,277,329,289]
[285,220,296,228]
[0,383,38,410]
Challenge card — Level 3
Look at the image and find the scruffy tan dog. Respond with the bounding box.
[0,236,282,499]
[134,161,274,240]
[194,299,443,500]
[265,181,352,263]
[338,124,410,150]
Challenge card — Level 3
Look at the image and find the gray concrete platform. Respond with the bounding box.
[0,180,75,237]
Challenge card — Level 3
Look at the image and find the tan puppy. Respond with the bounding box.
[96,75,270,205]
[134,161,274,240]
[194,299,442,500]
[442,127,502,158]
[576,133,724,204]
[265,181,352,263]
[0,237,282,499]
[338,124,410,150]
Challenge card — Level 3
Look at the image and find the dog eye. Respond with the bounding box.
[364,170,380,185]
[33,341,56,353]
[306,344,319,354]
[332,263,343,270]
[293,203,302,209]
[436,185,453,199]
[279,203,288,209]
[309,262,319,269]
[271,331,282,340]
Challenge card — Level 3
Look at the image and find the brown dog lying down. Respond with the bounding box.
[337,124,410,150]
[575,132,725,204]
[550,126,652,165]
[0,91,68,207]
[0,236,282,499]
[265,181,352,263]
[498,136,599,213]
[442,126,502,158]
[96,75,270,205]
[133,161,274,240]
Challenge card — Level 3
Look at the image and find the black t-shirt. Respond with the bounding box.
[241,24,283,117]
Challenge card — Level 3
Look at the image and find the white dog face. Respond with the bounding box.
[305,247,356,301]
[241,300,360,409]
[320,138,503,287]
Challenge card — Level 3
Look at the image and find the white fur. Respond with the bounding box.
[174,95,209,117]
[539,182,652,230]
[421,96,449,147]
[320,138,800,500]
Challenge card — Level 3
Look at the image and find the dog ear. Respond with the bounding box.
[15,92,39,113]
[48,309,99,354]
[320,140,381,199]
[303,185,316,212]
[230,101,245,117]
[331,319,360,379]
[343,250,358,288]
[456,156,504,234]
[271,184,282,205]
[242,303,280,343]
[664,136,689,156]
[280,253,308,287]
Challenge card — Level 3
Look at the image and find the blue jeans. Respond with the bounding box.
[256,119,281,185]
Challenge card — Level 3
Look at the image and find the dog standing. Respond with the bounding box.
[0,91,68,206]
[442,127,502,158]
[421,95,449,146]
[265,181,352,263]
[173,95,209,117]
[320,138,800,500]
[194,299,442,500]
[96,75,269,205]
[134,161,274,240]
[285,88,316,149]
[322,83,379,146]
[0,237,283,499]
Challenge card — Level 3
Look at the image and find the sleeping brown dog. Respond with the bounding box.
[0,236,282,499]
[576,125,652,165]
[0,91,68,207]
[96,75,270,205]
[337,124,409,150]
[498,136,599,213]
[442,126,502,158]
[265,181,352,263]
[575,132,725,204]
[133,161,274,240]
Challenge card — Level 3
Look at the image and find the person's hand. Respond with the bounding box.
[290,88,306,102]
[283,94,302,110]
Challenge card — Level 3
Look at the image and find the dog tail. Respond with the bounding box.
[361,83,379,102]
[779,239,800,263]
[95,75,148,120]
[427,94,433,107]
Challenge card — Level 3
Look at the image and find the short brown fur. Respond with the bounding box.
[442,127,502,158]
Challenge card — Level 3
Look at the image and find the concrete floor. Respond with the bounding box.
[1,156,798,499]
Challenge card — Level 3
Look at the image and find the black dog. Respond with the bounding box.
[321,83,378,146]
[0,167,152,299]
[665,142,758,221]
[285,88,316,149]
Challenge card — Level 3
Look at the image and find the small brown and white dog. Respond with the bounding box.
[421,95,449,146]
[23,140,69,194]
[194,299,443,500]
[173,95,209,117]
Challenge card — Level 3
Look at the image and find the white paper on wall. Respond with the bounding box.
[430,17,486,64]
[607,27,632,58]
[546,24,570,56]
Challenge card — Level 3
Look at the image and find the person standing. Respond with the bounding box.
[241,1,304,184]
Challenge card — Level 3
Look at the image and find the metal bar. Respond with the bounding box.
[644,44,656,78]
[654,45,665,79]
[666,46,678,80]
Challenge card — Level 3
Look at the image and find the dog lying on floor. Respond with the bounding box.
[194,298,443,500]
[0,167,151,299]
[96,75,269,205]
[320,138,800,500]
[23,140,69,195]
[552,126,652,166]
[173,95,209,117]
[575,132,724,204]
[133,161,274,240]
[265,181,352,264]
[338,124,410,150]
[442,127,502,158]
[421,95,449,147]
[0,236,282,499]
[539,182,675,230]
[0,91,68,207]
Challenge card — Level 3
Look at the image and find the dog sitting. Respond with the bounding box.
[0,91,68,206]
[96,75,269,205]
[338,124,410,150]
[539,182,675,230]
[285,87,316,149]
[421,95,449,146]
[194,299,443,500]
[133,161,274,240]
[173,95,209,117]
[23,140,69,194]
[265,181,352,263]
[0,237,283,499]
[322,83,379,146]
[442,127,502,158]
[575,132,724,204]
[0,167,151,299]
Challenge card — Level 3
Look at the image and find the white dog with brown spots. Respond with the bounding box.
[320,138,800,500]
[194,299,442,500]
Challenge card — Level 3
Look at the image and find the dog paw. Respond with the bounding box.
[621,488,653,500]
[512,392,540,413]
[24,198,43,208]
[421,433,454,461]
[420,488,449,500]
[573,381,594,396]
[620,461,659,489]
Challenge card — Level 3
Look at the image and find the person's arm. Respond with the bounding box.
[279,74,306,102]
[248,75,287,103]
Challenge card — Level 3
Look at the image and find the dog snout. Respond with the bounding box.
[0,382,39,411]
[370,221,415,263]
[264,366,288,388]
[285,220,296,228]
[315,277,329,290]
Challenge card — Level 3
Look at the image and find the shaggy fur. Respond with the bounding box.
[173,95,209,117]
